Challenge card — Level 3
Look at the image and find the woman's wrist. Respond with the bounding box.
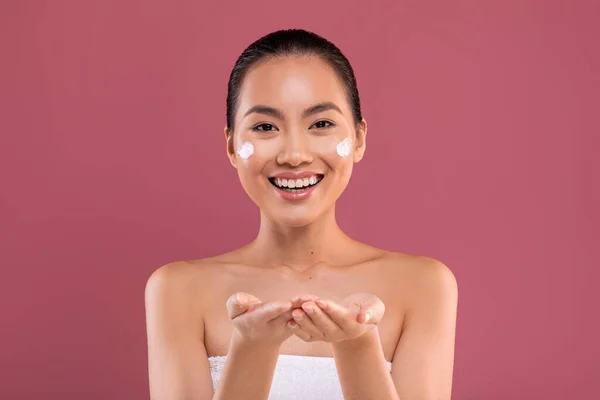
[332,326,380,352]
[214,329,283,399]
[229,328,283,356]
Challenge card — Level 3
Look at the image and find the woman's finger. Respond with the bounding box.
[287,320,312,342]
[291,294,319,309]
[341,293,386,326]
[291,308,324,340]
[226,292,258,319]
[315,299,354,330]
[357,308,373,324]
[357,299,385,325]
[269,308,294,326]
[302,301,340,336]
[250,301,293,324]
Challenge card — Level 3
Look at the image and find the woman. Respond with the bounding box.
[145,28,458,400]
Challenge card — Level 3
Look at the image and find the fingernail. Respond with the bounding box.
[236,293,245,305]
[364,310,371,323]
[293,310,304,320]
[316,300,326,309]
[303,305,314,315]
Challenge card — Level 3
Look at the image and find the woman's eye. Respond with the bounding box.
[253,123,277,132]
[312,120,334,129]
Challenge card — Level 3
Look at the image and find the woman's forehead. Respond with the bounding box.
[238,56,349,115]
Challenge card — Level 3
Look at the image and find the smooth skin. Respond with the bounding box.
[145,55,458,400]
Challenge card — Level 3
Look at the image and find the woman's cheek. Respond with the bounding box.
[236,140,254,160]
[330,137,356,186]
[234,140,258,193]
[317,136,354,165]
[235,138,261,170]
[235,139,276,181]
[335,137,352,158]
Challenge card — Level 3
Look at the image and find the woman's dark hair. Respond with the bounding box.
[226,29,362,133]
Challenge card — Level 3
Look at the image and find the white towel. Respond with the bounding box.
[209,354,393,399]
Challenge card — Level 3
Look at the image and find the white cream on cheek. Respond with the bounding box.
[237,141,254,160]
[237,138,350,161]
[336,138,352,158]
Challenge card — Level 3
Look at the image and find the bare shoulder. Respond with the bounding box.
[146,258,214,291]
[369,249,458,306]
[385,252,456,285]
[144,256,231,314]
[375,249,456,282]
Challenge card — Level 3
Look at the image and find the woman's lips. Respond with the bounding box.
[269,176,324,201]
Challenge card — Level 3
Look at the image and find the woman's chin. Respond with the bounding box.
[264,210,319,228]
[275,216,316,228]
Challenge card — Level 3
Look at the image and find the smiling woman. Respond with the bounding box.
[145,29,458,400]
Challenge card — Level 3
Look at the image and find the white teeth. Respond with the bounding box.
[272,175,322,189]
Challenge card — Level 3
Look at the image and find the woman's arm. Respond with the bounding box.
[332,328,400,400]
[390,260,458,400]
[330,260,457,400]
[212,331,281,399]
[212,293,296,399]
[145,263,214,399]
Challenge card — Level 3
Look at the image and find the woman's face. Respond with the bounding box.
[226,55,367,227]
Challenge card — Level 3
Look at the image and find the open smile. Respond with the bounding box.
[268,174,324,192]
[267,174,324,201]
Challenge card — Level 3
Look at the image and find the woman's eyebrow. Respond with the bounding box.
[302,102,343,118]
[242,102,343,121]
[243,105,284,120]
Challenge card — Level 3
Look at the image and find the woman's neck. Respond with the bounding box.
[248,208,354,271]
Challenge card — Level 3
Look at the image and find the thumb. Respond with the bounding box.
[357,299,384,325]
[226,292,261,319]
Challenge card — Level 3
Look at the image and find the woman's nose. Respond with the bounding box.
[276,131,313,167]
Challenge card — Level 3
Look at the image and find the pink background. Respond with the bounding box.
[1,1,598,399]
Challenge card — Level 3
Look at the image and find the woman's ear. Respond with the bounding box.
[224,126,238,168]
[353,119,367,163]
